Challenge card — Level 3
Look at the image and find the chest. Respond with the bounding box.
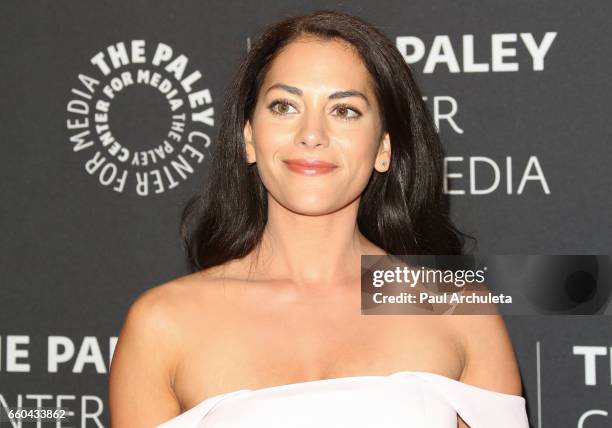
[172,305,464,411]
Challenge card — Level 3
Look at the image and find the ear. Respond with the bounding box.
[243,120,256,164]
[374,132,391,173]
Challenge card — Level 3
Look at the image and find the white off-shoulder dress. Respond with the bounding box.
[156,370,529,427]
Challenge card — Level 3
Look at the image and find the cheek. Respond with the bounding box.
[340,133,379,170]
[249,106,296,192]
[338,116,382,156]
[251,110,290,155]
[250,126,286,188]
[344,158,376,194]
[337,135,380,191]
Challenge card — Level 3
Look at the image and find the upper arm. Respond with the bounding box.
[109,284,182,427]
[454,315,523,428]
[458,315,522,395]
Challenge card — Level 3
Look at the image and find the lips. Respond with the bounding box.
[283,158,338,175]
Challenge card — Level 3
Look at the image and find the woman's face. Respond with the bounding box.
[244,36,391,215]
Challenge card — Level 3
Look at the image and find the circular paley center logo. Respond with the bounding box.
[65,40,213,196]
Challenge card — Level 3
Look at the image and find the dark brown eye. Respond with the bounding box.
[268,100,297,116]
[332,104,360,120]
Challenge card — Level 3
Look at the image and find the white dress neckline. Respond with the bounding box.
[156,370,528,428]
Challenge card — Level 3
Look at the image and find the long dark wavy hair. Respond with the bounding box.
[180,9,471,273]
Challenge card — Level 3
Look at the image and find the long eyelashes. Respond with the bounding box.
[266,99,295,116]
[266,99,362,121]
[330,103,361,120]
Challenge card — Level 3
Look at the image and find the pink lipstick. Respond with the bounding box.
[283,158,338,175]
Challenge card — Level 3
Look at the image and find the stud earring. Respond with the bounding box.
[381,160,387,166]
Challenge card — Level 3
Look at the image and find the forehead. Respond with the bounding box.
[261,36,375,95]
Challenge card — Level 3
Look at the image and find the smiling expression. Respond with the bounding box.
[243,35,391,215]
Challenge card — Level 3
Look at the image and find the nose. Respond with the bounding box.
[294,110,329,149]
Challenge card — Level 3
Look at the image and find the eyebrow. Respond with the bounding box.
[265,83,370,106]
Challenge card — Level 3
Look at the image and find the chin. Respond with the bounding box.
[279,195,336,215]
[282,197,342,216]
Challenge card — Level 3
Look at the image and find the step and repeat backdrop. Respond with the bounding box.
[1,1,611,427]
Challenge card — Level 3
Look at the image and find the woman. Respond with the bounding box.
[109,10,529,428]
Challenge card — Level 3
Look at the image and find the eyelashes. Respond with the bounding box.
[266,98,362,121]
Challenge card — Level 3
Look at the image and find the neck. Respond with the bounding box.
[248,195,385,291]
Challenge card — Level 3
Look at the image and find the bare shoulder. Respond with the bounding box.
[445,314,523,397]
[127,277,189,325]
[117,270,230,348]
[118,274,206,341]
[108,272,220,427]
